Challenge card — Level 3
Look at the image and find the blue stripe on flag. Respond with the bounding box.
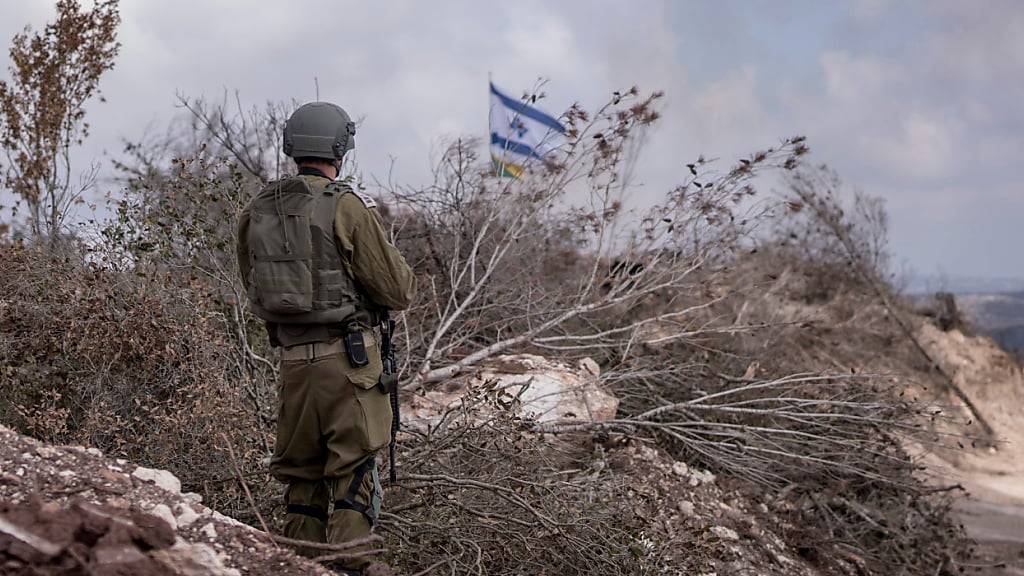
[490,133,545,160]
[490,83,566,134]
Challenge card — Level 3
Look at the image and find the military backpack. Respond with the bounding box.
[245,176,364,324]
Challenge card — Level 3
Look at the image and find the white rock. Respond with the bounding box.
[132,466,182,494]
[711,526,739,541]
[200,522,218,539]
[676,500,695,516]
[58,470,75,478]
[85,448,103,457]
[149,504,177,531]
[404,353,619,430]
[577,357,601,377]
[181,492,203,505]
[35,446,59,459]
[175,503,201,527]
[773,553,795,566]
[689,469,716,486]
[671,461,689,477]
[151,540,241,576]
[210,510,248,529]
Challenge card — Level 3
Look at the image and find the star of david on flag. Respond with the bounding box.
[489,82,566,179]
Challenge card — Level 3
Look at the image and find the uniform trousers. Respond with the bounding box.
[270,332,391,569]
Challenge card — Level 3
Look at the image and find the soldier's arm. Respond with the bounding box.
[334,193,417,311]
[236,206,252,290]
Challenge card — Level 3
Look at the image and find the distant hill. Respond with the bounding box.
[906,275,1024,295]
[956,291,1024,356]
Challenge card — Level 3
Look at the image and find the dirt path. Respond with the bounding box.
[916,324,1024,574]
[949,463,1024,575]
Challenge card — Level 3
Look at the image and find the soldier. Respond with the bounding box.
[236,102,415,576]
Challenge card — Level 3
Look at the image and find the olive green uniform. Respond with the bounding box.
[237,171,415,567]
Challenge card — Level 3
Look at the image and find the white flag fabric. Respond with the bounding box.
[489,82,566,178]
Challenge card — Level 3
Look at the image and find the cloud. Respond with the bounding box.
[818,51,899,104]
[693,65,761,138]
[0,0,1020,278]
[870,113,958,181]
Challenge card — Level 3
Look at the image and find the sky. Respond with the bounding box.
[2,0,1022,282]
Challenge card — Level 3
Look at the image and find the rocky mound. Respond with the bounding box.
[403,353,618,429]
[0,425,332,576]
[596,440,825,575]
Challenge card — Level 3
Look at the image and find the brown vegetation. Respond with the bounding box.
[0,0,120,242]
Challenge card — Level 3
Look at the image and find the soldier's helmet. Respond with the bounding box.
[282,102,356,160]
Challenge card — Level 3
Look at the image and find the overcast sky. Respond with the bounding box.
[3,0,1022,281]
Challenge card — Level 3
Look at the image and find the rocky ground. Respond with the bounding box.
[0,422,827,576]
[594,439,827,576]
[0,425,334,576]
[1,353,831,576]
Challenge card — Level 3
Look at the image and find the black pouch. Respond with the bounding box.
[378,372,398,395]
[343,331,369,368]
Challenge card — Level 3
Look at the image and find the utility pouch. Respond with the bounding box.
[343,330,369,368]
[378,372,398,395]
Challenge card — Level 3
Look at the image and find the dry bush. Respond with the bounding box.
[383,92,807,389]
[0,242,271,522]
[602,345,969,575]
[581,169,973,574]
[382,406,672,575]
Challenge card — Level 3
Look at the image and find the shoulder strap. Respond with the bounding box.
[312,181,342,232]
[328,181,377,209]
[256,176,311,202]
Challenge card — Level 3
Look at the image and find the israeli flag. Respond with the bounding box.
[489,82,566,178]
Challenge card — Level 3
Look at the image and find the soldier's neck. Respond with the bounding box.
[297,162,338,180]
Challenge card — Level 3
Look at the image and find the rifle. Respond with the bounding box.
[379,310,400,484]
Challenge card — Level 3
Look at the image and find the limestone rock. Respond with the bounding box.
[711,526,739,541]
[405,354,618,430]
[132,466,182,494]
[151,540,241,576]
[677,500,696,517]
[149,503,178,531]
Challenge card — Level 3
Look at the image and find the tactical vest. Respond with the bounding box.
[245,176,367,326]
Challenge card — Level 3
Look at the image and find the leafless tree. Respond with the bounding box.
[384,89,808,393]
[781,166,994,438]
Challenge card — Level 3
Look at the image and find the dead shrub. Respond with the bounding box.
[0,242,271,522]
